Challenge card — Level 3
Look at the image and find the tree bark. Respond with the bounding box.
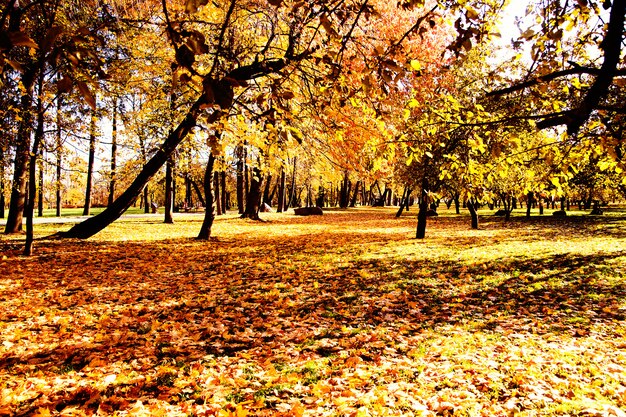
[37,144,44,217]
[56,92,63,217]
[277,167,285,213]
[25,72,46,255]
[83,108,97,216]
[396,187,409,218]
[468,198,478,229]
[220,170,227,212]
[164,155,174,223]
[109,99,118,207]
[262,174,272,206]
[0,147,5,219]
[5,67,37,234]
[287,157,297,209]
[197,154,216,240]
[415,197,428,239]
[526,191,533,218]
[242,166,263,219]
[214,170,222,215]
[236,144,245,214]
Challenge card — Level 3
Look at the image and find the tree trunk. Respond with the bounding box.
[5,67,37,234]
[164,155,174,223]
[37,144,44,217]
[220,170,227,212]
[242,166,263,219]
[0,147,4,219]
[59,86,224,239]
[197,154,216,240]
[214,170,222,215]
[339,171,349,208]
[396,187,409,218]
[236,144,245,214]
[526,191,533,218]
[454,195,460,214]
[189,178,206,208]
[56,94,63,217]
[349,180,360,207]
[277,168,285,213]
[415,197,428,239]
[287,157,297,209]
[108,99,118,206]
[262,174,272,206]
[468,198,478,229]
[83,107,97,216]
[25,72,46,255]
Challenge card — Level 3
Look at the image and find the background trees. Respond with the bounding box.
[1,0,625,252]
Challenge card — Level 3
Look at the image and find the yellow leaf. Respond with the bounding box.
[410,60,422,71]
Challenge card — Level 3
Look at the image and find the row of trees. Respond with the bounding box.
[1,0,625,254]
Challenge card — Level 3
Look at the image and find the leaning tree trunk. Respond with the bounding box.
[83,107,97,216]
[197,154,216,240]
[59,85,226,239]
[396,187,411,218]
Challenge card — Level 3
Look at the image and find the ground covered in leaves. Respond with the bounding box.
[1,207,626,416]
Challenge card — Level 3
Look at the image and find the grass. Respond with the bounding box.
[0,205,625,416]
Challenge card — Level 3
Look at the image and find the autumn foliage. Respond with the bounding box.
[1,208,626,416]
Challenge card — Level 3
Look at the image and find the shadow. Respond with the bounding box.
[1,209,625,414]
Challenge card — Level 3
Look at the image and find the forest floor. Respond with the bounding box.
[1,207,626,417]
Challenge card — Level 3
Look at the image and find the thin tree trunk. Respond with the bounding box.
[526,191,533,218]
[164,156,174,223]
[188,178,206,208]
[83,107,97,216]
[349,180,360,207]
[214,170,222,215]
[25,72,45,255]
[0,147,5,219]
[56,92,62,217]
[109,99,118,207]
[277,167,285,213]
[287,157,297,209]
[396,187,409,217]
[220,170,227,212]
[262,174,272,206]
[37,143,44,217]
[236,144,245,214]
[197,154,216,240]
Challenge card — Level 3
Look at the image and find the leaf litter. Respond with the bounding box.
[1,208,625,416]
